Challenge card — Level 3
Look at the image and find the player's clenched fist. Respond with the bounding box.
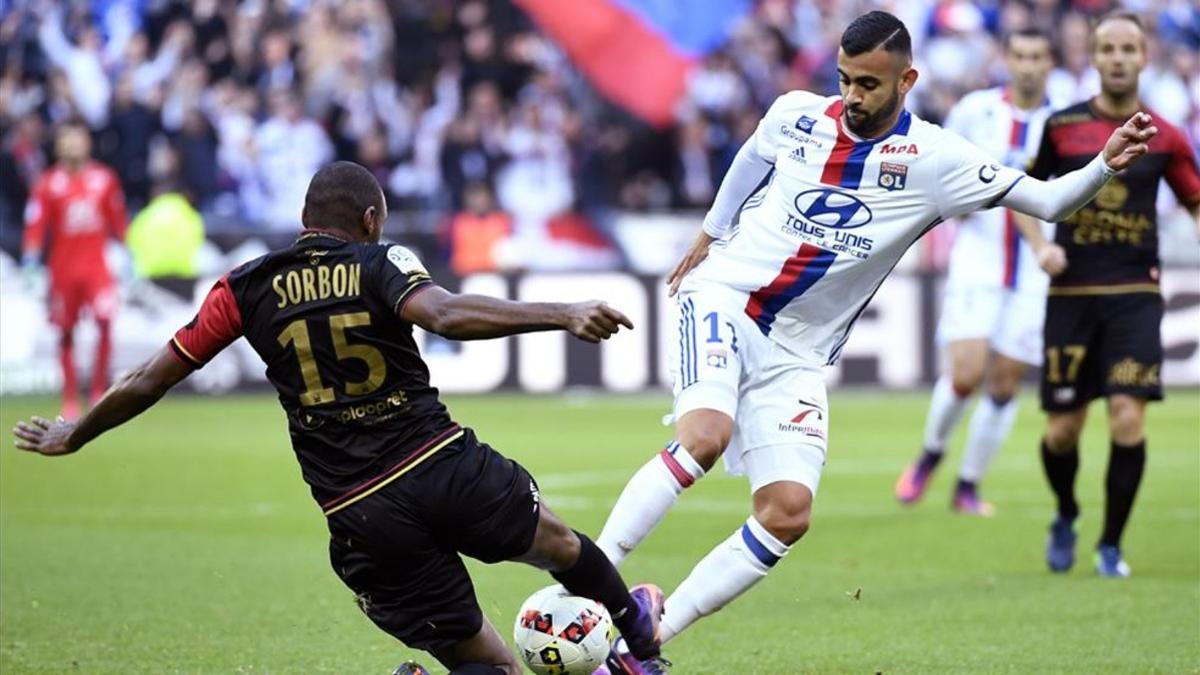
[1102,112,1157,172]
[1035,242,1068,277]
[563,301,634,343]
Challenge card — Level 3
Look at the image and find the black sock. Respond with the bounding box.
[1100,440,1146,548]
[448,665,504,675]
[551,532,639,630]
[1040,439,1080,521]
[955,478,976,493]
[918,449,943,473]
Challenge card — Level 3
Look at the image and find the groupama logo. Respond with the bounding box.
[793,189,873,230]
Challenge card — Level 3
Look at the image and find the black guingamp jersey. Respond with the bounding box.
[1028,100,1200,294]
[170,230,459,511]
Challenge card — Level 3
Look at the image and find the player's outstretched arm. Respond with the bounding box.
[401,285,633,343]
[12,347,191,456]
[1000,113,1157,222]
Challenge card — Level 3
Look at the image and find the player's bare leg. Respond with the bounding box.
[753,480,814,545]
[673,410,733,468]
[1041,407,1087,572]
[428,618,522,674]
[657,480,810,644]
[516,503,582,570]
[954,352,1028,515]
[1095,395,1147,577]
[1107,394,1146,447]
[596,409,731,565]
[516,503,664,664]
[58,327,80,421]
[90,317,114,406]
[948,339,990,397]
[897,338,987,503]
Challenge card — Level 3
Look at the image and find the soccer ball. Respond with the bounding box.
[513,585,613,674]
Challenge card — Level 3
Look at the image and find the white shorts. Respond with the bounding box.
[936,284,1045,366]
[667,289,828,496]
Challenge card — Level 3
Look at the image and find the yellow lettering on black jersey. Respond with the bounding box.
[273,263,362,309]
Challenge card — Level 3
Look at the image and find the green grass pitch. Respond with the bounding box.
[2,390,1197,673]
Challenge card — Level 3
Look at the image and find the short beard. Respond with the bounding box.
[1103,80,1139,103]
[1014,80,1040,102]
[845,89,901,138]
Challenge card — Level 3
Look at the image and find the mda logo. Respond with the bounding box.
[793,189,873,230]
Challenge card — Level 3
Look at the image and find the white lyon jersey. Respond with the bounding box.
[681,91,1026,366]
[943,87,1054,292]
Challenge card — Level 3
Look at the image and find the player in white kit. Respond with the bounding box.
[591,12,1158,670]
[894,29,1065,515]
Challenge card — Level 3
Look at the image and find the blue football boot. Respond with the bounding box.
[1095,545,1131,578]
[1046,516,1077,573]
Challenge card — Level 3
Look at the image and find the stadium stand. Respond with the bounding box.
[1,0,1195,261]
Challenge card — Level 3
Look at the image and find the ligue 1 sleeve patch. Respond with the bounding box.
[386,246,428,276]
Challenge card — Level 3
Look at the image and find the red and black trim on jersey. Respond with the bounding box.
[170,275,244,369]
[1029,100,1200,293]
[393,278,433,314]
[321,425,464,516]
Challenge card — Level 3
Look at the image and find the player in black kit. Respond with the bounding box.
[13,162,669,675]
[1020,12,1200,578]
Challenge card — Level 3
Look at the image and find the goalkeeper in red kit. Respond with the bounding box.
[22,119,128,419]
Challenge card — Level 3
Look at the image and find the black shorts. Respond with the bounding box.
[1040,292,1164,412]
[326,428,540,652]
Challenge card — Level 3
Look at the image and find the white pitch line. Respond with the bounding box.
[534,470,635,490]
[540,493,1199,522]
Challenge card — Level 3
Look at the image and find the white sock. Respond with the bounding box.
[922,375,970,453]
[597,441,705,566]
[659,516,789,644]
[959,395,1019,483]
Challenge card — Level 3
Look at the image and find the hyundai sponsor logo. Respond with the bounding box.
[793,189,873,230]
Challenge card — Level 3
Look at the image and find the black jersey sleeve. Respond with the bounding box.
[370,245,435,313]
[1027,117,1060,180]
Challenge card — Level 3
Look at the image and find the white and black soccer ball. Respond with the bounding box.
[513,585,613,674]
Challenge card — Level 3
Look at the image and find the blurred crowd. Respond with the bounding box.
[1,0,1197,271]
